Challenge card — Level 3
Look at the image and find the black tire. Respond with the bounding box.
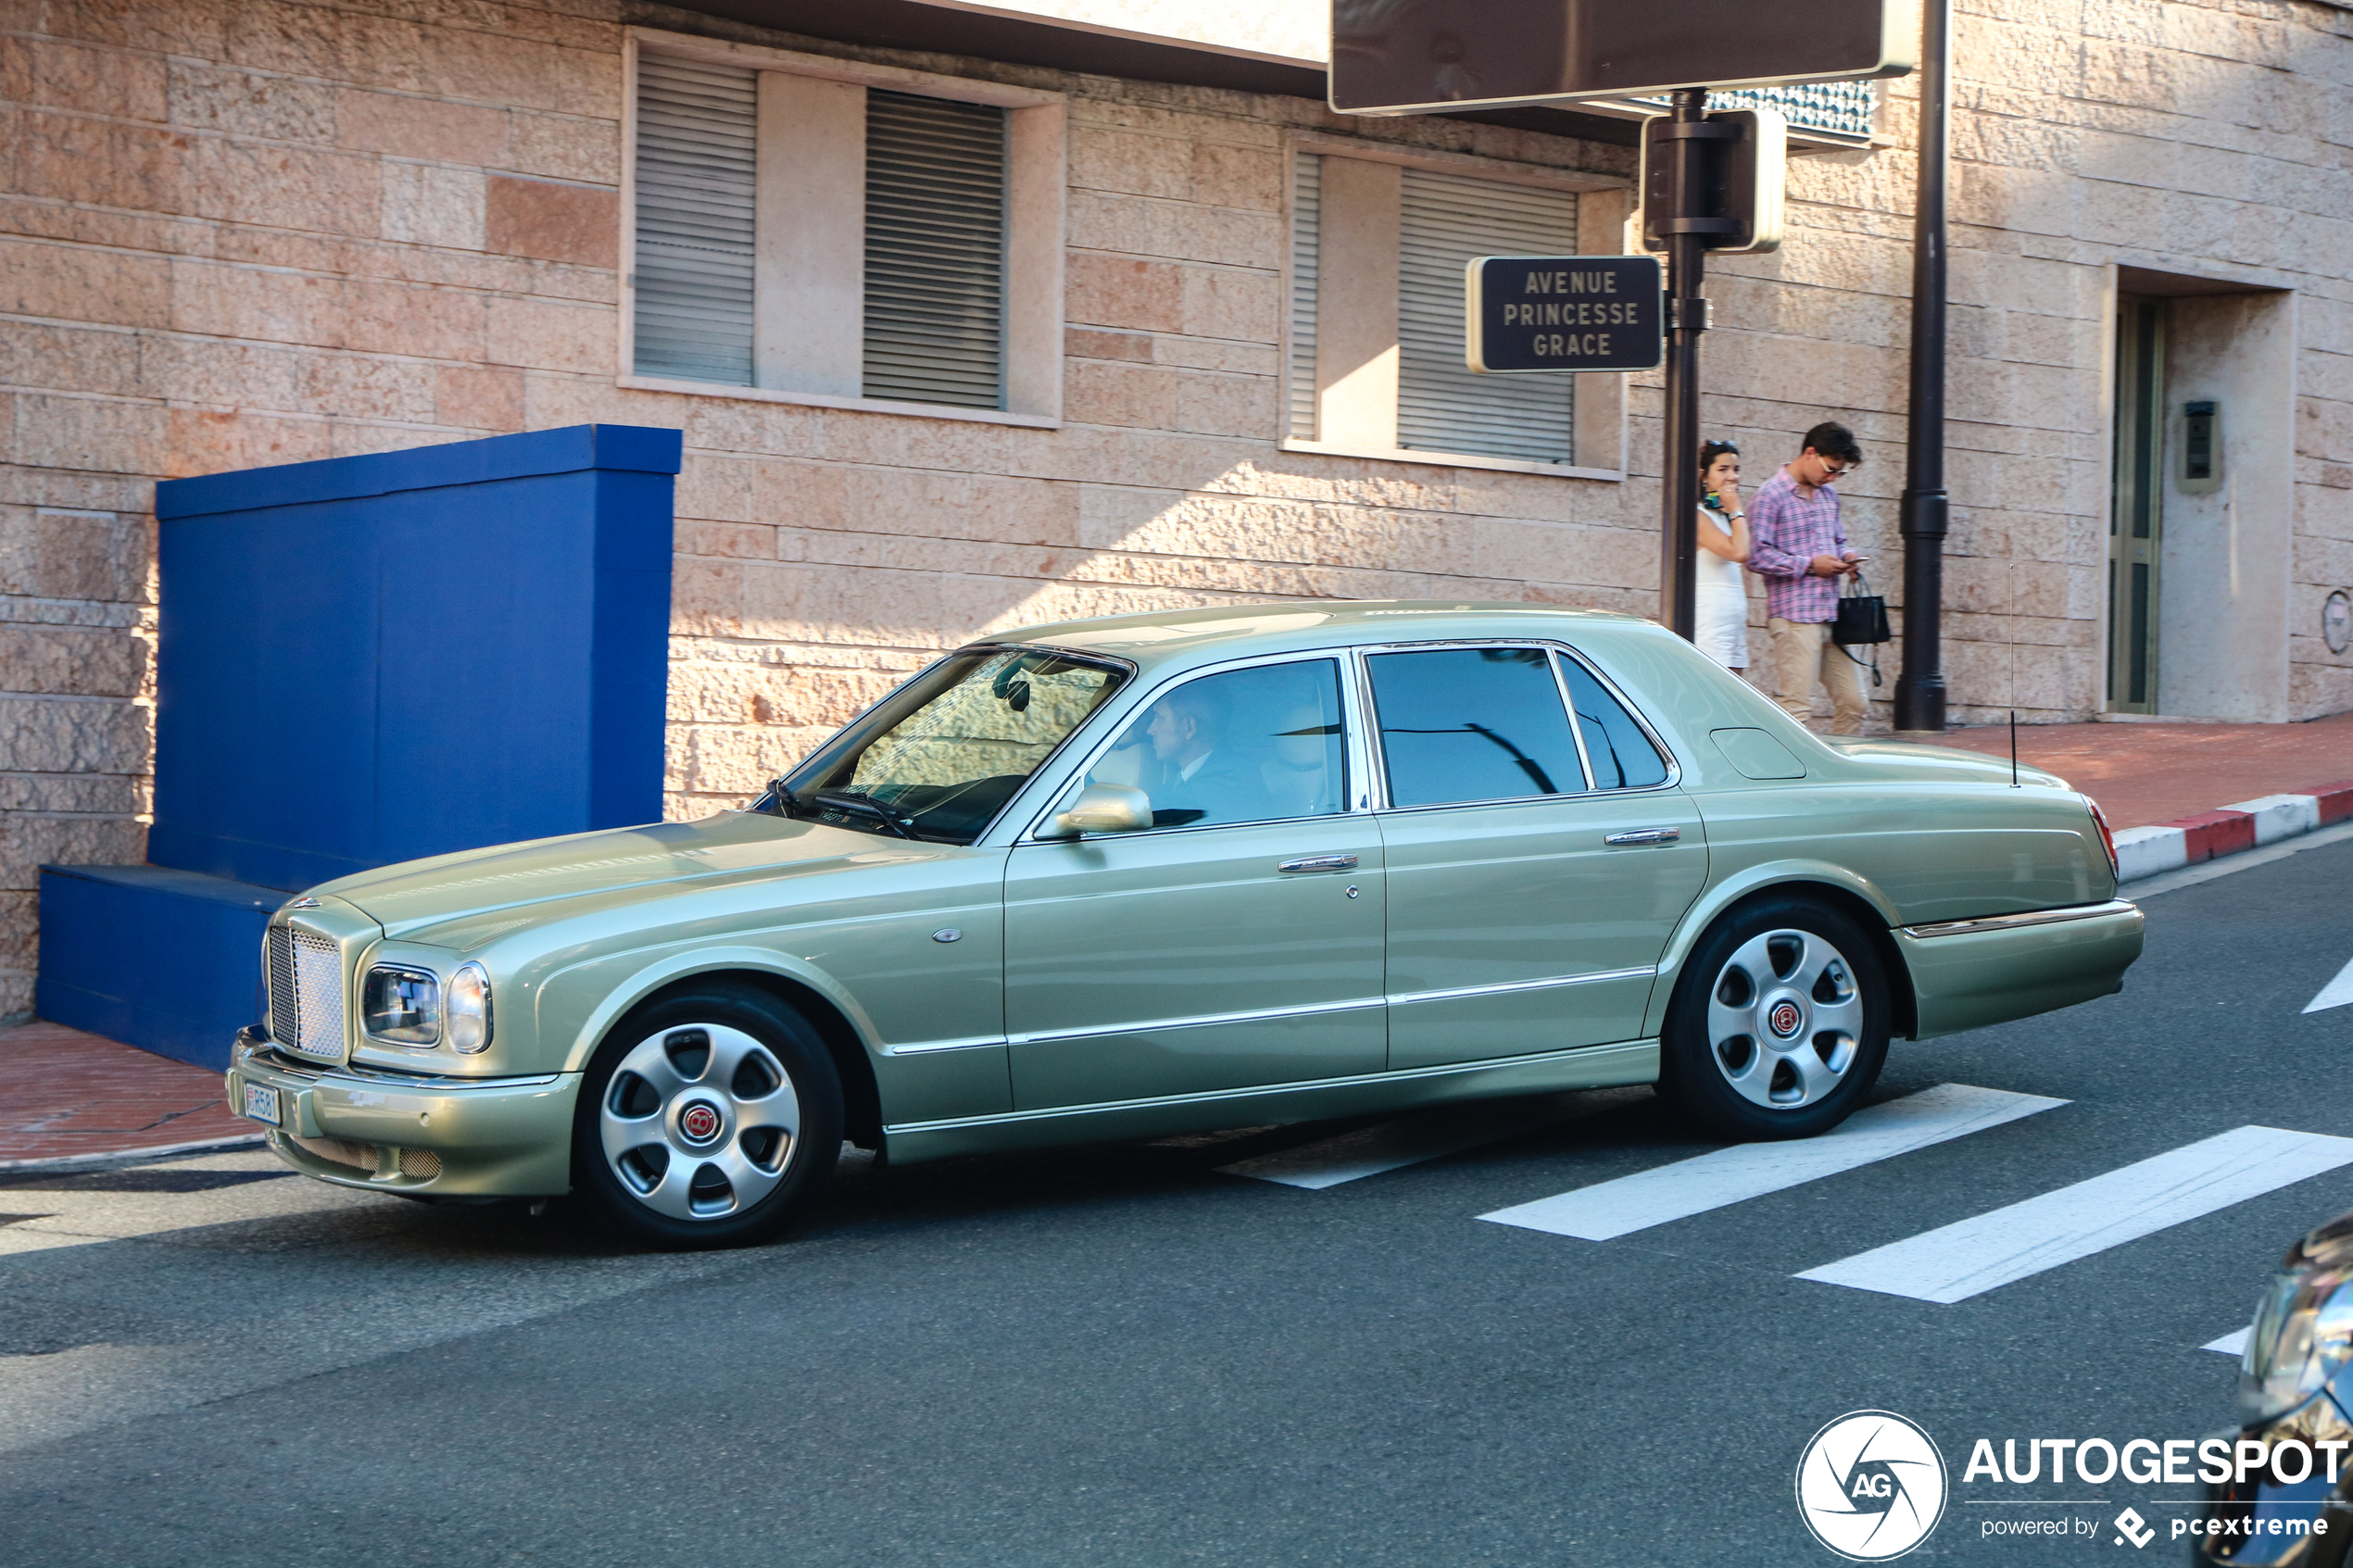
[1657,895,1892,1141]
[572,983,843,1249]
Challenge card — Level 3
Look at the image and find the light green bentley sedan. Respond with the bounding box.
[226,602,2143,1247]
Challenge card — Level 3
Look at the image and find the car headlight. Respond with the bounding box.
[2240,1266,2353,1423]
[362,965,441,1045]
[447,962,493,1053]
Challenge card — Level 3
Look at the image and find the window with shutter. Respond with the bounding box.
[863,90,1009,409]
[623,31,1062,421]
[1397,169,1577,465]
[632,56,759,386]
[1287,151,1321,442]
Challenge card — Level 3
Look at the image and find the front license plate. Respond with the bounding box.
[241,1081,282,1126]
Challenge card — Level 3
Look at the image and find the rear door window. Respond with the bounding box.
[1560,659,1670,789]
[1365,647,1589,808]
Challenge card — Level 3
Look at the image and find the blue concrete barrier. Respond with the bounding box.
[38,424,681,1068]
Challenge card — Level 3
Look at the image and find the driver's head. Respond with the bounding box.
[1148,682,1227,765]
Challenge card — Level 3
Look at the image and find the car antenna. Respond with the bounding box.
[2009,709,2019,789]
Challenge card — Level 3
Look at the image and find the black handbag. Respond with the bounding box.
[1831,571,1891,646]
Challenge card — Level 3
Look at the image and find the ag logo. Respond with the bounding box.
[1795,1411,1947,1561]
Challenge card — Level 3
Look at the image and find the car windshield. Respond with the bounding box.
[773,646,1128,844]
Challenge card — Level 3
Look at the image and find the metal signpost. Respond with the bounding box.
[1330,0,1920,646]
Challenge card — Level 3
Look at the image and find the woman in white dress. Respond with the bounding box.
[1692,439,1753,672]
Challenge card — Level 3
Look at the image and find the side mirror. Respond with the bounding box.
[1051,783,1151,836]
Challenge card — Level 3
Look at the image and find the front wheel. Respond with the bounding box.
[1658,897,1892,1141]
[572,984,843,1248]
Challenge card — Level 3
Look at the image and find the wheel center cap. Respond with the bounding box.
[677,1101,724,1147]
[1767,999,1805,1039]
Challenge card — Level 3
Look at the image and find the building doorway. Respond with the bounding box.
[2108,295,2164,713]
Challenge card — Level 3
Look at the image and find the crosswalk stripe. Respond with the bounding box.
[2304,955,2353,1014]
[2204,1327,2250,1357]
[1218,1087,1647,1189]
[1476,1083,2065,1242]
[1797,1126,2353,1304]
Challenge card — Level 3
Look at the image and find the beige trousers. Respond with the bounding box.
[1768,617,1869,734]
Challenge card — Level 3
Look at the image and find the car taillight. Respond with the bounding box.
[2085,797,2120,881]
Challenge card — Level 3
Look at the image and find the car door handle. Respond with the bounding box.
[1277,855,1358,872]
[1603,828,1680,847]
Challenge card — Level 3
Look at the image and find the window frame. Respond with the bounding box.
[1016,650,1378,844]
[620,28,1066,429]
[1280,133,1633,480]
[1352,639,1680,813]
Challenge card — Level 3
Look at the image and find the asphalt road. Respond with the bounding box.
[6,834,2353,1567]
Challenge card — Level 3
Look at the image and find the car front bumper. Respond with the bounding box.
[227,1032,579,1198]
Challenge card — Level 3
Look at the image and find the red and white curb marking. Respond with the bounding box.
[2112,780,2353,881]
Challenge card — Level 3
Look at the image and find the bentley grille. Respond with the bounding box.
[267,924,346,1060]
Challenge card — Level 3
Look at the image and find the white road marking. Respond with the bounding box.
[1477,1084,2065,1241]
[1797,1126,2353,1303]
[1219,1087,1648,1188]
[2303,955,2353,1014]
[2204,1327,2250,1357]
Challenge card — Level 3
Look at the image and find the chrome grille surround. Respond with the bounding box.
[267,926,297,1045]
[267,922,348,1062]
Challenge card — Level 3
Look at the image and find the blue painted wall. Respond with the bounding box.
[148,423,680,891]
[39,424,682,1068]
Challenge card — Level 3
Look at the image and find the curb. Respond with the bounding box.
[0,1132,267,1177]
[2111,780,2353,881]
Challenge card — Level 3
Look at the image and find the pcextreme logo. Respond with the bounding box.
[1796,1411,1951,1561]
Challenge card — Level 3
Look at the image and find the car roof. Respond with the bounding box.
[987,600,1661,673]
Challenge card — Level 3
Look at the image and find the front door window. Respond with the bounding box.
[1073,658,1349,828]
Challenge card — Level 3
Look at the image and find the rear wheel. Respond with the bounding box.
[1658,896,1891,1141]
[572,984,843,1248]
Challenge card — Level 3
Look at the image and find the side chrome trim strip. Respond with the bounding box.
[968,967,1660,1053]
[884,1037,1660,1135]
[1008,995,1386,1047]
[1388,966,1655,1008]
[885,1035,1012,1057]
[1900,898,2138,940]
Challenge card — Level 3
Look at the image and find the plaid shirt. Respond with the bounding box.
[1745,467,1850,623]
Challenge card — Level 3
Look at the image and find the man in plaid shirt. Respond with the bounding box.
[1746,420,1869,734]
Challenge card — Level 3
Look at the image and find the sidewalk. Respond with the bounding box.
[1913,711,2353,830]
[7,713,2349,1171]
[0,1020,256,1169]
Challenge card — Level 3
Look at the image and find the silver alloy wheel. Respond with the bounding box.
[598,1022,800,1221]
[1704,927,1865,1110]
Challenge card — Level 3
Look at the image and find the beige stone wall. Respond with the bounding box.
[2,0,2351,1019]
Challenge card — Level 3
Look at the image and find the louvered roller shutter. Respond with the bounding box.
[633,56,759,385]
[863,89,1008,408]
[1398,169,1578,465]
[1287,152,1321,441]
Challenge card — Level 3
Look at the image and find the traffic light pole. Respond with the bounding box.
[1656,87,1714,641]
[1893,0,1951,731]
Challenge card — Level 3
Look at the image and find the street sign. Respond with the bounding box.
[1641,107,1786,254]
[1465,256,1663,374]
[1330,0,1914,116]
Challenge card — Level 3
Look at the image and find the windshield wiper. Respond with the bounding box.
[806,789,923,841]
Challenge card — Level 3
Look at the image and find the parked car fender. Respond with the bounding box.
[1643,859,1912,1040]
[541,944,883,1080]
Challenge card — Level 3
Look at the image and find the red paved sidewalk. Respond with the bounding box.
[0,1021,255,1167]
[1917,711,2353,830]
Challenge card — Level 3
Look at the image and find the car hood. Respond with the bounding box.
[1823,736,2069,792]
[308,812,944,944]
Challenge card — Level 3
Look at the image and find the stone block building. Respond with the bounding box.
[2,0,2350,1020]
